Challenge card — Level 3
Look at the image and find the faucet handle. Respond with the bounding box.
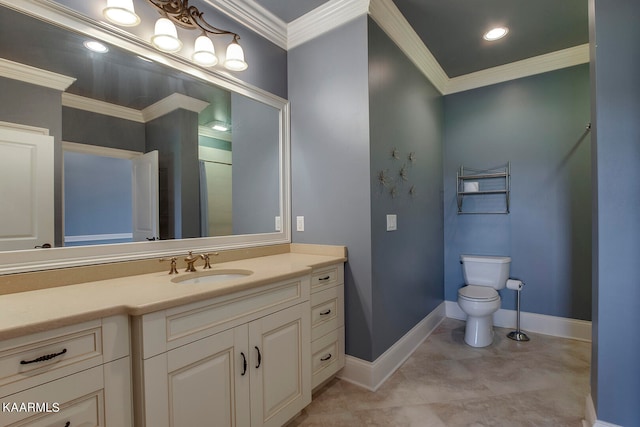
[159,256,178,274]
[200,252,219,269]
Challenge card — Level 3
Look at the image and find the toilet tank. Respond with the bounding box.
[460,255,511,289]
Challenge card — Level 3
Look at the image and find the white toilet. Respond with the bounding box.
[458,254,511,347]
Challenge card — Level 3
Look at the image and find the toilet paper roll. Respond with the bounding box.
[506,279,524,291]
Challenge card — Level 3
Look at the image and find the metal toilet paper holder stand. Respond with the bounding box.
[507,280,530,342]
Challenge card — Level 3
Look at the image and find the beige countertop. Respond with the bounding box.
[0,250,346,341]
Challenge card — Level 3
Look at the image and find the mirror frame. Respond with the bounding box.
[0,0,291,275]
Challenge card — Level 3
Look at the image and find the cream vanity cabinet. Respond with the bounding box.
[132,276,312,427]
[0,315,132,426]
[309,264,345,389]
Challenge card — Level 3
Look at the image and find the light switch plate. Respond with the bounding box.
[296,216,304,232]
[386,214,397,231]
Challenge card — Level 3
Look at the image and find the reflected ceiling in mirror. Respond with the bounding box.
[0,2,290,273]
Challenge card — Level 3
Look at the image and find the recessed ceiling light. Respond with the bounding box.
[83,40,109,53]
[211,122,229,132]
[483,27,509,41]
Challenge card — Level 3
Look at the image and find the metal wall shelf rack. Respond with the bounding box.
[456,162,510,214]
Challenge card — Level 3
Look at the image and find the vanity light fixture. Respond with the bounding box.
[483,26,509,41]
[102,0,248,71]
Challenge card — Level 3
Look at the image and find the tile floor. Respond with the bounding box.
[289,318,591,427]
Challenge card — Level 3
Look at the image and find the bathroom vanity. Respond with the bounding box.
[0,246,346,427]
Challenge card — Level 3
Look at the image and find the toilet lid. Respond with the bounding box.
[458,285,499,301]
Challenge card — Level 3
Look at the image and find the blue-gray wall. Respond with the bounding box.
[368,20,444,359]
[590,0,640,424]
[146,109,200,240]
[290,17,445,362]
[62,108,145,152]
[443,65,592,321]
[289,17,374,361]
[231,93,280,235]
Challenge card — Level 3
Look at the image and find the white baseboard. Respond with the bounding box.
[338,302,446,391]
[444,301,592,342]
[585,394,623,427]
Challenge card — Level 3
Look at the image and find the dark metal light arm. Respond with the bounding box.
[146,0,239,38]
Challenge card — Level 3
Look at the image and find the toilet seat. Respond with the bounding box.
[458,285,499,301]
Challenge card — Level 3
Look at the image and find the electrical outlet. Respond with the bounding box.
[275,216,281,231]
[296,216,304,232]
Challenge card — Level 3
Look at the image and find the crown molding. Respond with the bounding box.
[62,140,141,159]
[0,58,76,91]
[141,93,210,122]
[368,0,448,94]
[445,44,590,95]
[206,0,288,50]
[287,0,370,50]
[62,93,145,122]
[62,93,210,124]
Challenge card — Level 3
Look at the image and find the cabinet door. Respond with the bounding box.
[249,302,310,427]
[143,327,250,427]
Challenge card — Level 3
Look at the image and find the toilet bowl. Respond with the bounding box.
[457,255,511,347]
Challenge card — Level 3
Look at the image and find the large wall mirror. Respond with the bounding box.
[0,1,290,274]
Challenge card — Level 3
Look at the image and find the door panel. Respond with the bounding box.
[131,150,159,241]
[0,128,53,250]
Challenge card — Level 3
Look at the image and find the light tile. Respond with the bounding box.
[289,319,590,426]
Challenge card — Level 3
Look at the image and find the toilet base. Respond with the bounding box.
[464,315,494,347]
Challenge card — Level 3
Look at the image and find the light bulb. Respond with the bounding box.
[151,18,182,53]
[103,0,140,26]
[192,35,218,66]
[224,39,248,71]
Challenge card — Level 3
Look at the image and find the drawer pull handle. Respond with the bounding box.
[319,309,332,316]
[320,353,332,362]
[20,348,67,365]
[255,346,262,369]
[240,352,247,376]
[318,275,331,281]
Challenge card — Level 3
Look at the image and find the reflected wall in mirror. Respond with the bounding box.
[0,4,283,256]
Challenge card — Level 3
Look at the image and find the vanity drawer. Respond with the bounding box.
[139,276,310,358]
[310,285,344,341]
[311,265,343,294]
[311,327,345,390]
[0,315,129,398]
[1,365,105,426]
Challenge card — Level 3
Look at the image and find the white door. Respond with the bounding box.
[249,302,311,427]
[131,150,159,242]
[203,161,233,236]
[0,128,54,251]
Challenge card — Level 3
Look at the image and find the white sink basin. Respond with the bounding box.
[171,269,253,285]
